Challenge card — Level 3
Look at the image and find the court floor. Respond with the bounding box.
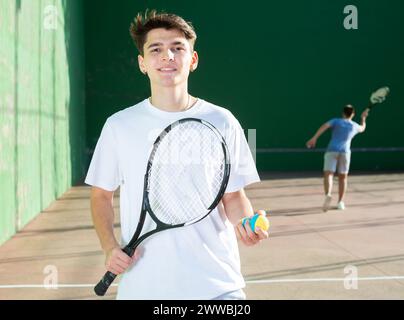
[1,172,403,299]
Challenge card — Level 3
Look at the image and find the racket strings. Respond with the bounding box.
[370,87,390,104]
[148,121,226,225]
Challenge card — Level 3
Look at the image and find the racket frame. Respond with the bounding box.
[126,118,230,253]
[94,118,231,296]
[366,86,390,110]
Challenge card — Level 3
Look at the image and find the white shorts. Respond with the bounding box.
[323,152,351,174]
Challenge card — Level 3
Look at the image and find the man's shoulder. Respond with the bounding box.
[347,119,361,128]
[332,118,361,131]
[199,99,239,125]
[106,99,148,124]
[329,118,351,126]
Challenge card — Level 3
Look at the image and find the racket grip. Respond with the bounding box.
[94,271,117,296]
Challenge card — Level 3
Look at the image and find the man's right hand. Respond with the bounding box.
[105,246,141,275]
[306,137,317,149]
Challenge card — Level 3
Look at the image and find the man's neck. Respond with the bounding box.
[150,85,194,112]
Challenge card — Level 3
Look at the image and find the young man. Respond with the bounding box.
[306,105,369,212]
[85,10,268,300]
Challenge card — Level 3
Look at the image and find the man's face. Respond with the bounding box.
[138,28,198,87]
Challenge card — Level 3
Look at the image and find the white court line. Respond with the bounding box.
[246,276,404,284]
[0,284,118,289]
[1,276,404,289]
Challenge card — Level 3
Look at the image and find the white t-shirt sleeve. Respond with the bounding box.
[85,120,121,191]
[225,116,260,193]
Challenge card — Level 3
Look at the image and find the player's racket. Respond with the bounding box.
[366,86,390,111]
[94,118,231,296]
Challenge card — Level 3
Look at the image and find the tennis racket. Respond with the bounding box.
[366,86,390,111]
[94,118,231,296]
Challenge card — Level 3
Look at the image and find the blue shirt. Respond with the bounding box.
[326,118,361,153]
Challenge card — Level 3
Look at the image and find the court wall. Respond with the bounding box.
[0,0,86,245]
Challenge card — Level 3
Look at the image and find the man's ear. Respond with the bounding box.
[138,54,147,75]
[190,51,199,72]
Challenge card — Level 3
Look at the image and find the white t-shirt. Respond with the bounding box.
[85,98,260,300]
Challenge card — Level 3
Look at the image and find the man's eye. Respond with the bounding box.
[175,47,184,51]
[151,48,160,52]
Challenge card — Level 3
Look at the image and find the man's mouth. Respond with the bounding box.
[158,68,177,73]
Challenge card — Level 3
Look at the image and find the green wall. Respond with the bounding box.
[0,0,86,245]
[1,0,403,246]
[84,0,404,171]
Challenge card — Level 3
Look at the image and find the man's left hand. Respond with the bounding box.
[235,210,269,246]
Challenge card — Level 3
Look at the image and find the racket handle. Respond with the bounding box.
[94,271,117,296]
[94,246,137,296]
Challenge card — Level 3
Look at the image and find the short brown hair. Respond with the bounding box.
[129,9,197,56]
[343,104,355,117]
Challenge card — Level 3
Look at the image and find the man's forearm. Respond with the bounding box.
[91,196,119,253]
[360,118,367,132]
[313,123,329,139]
[222,190,254,226]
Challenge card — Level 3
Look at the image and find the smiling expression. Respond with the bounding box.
[138,28,198,87]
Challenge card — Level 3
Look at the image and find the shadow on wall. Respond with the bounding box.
[61,0,87,185]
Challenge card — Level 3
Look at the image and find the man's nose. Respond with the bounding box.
[162,49,175,61]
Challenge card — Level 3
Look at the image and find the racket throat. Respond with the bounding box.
[122,246,135,257]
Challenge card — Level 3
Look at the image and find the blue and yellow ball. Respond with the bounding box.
[241,212,270,233]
